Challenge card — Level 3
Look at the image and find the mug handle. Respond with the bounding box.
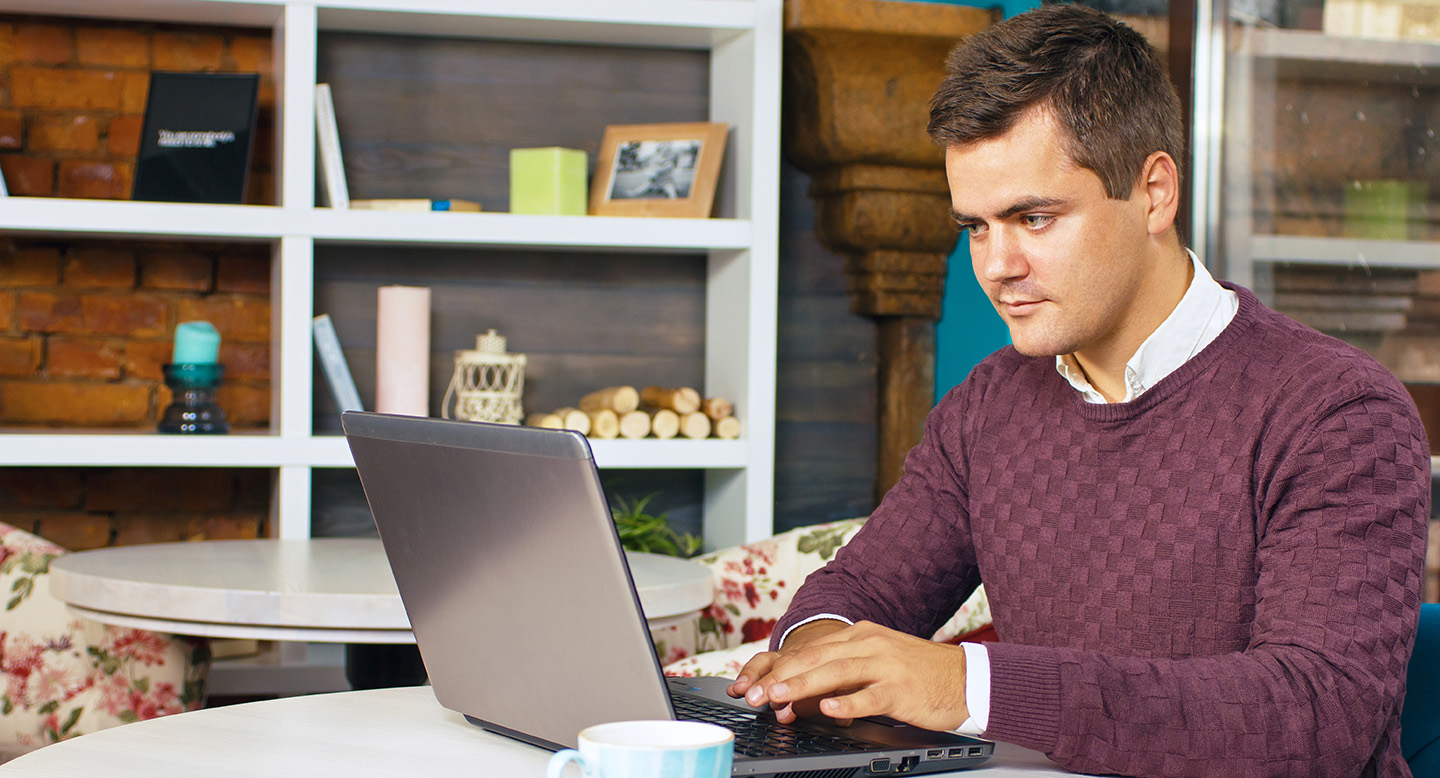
[547,748,585,778]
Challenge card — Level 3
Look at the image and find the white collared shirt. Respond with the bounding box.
[780,249,1239,737]
[1055,250,1238,404]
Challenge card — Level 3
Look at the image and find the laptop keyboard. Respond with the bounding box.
[671,693,880,758]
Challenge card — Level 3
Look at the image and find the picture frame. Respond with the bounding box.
[589,122,728,218]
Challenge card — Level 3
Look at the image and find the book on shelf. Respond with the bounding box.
[312,314,364,413]
[131,72,260,204]
[315,83,349,209]
[350,198,482,212]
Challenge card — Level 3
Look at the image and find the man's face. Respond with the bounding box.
[945,109,1162,363]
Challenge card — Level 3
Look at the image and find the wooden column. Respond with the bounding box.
[783,0,994,500]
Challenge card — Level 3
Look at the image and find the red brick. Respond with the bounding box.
[58,159,133,200]
[76,27,150,68]
[123,339,169,380]
[176,297,270,343]
[64,247,137,288]
[0,111,22,150]
[0,23,15,66]
[14,23,73,66]
[0,292,13,328]
[47,337,122,379]
[140,251,212,291]
[107,114,143,157]
[86,468,234,513]
[153,32,225,71]
[217,342,269,381]
[0,381,153,426]
[0,514,43,536]
[216,382,270,427]
[0,469,84,509]
[245,170,276,207]
[187,513,264,541]
[119,71,149,113]
[248,119,275,170]
[29,114,101,154]
[0,155,56,196]
[11,67,123,111]
[0,336,41,377]
[83,294,167,337]
[214,252,270,294]
[18,292,167,337]
[234,469,272,512]
[35,513,111,551]
[112,514,187,546]
[227,35,273,76]
[2,247,62,287]
[18,292,80,333]
[228,35,275,108]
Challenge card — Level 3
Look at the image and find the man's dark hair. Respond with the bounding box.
[928,3,1184,200]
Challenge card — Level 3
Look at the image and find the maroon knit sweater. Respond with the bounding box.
[774,285,1430,778]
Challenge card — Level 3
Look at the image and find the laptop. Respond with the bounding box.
[341,411,994,777]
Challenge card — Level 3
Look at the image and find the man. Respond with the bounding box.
[728,4,1430,776]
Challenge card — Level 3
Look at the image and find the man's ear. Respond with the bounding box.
[1139,151,1180,237]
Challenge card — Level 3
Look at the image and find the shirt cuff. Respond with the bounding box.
[954,642,991,736]
[777,613,854,649]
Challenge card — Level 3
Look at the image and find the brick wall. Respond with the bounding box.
[0,15,277,547]
[0,15,275,201]
[0,467,269,550]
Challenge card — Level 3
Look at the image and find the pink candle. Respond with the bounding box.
[375,286,431,416]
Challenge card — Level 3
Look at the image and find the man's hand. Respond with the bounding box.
[726,620,970,732]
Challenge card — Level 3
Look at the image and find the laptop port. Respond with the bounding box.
[926,749,943,759]
[869,758,892,773]
[947,748,965,758]
[968,746,984,757]
[896,756,920,773]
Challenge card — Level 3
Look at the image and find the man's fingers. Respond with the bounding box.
[727,652,780,698]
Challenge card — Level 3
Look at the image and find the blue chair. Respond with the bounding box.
[1405,603,1440,776]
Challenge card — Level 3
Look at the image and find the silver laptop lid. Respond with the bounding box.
[342,412,673,749]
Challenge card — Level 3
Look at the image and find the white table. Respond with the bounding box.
[48,538,714,643]
[1,686,1072,776]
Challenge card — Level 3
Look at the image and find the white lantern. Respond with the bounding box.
[442,329,526,424]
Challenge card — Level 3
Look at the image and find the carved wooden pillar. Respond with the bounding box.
[783,0,994,500]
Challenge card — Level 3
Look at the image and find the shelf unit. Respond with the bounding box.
[1201,26,1440,290]
[0,0,782,549]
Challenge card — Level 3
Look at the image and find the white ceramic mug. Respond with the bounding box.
[546,720,734,778]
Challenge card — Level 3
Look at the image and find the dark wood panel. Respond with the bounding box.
[778,297,873,361]
[774,421,878,531]
[777,361,876,425]
[319,33,710,211]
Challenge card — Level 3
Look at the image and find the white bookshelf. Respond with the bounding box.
[0,0,782,550]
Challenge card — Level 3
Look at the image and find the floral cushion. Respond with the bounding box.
[660,518,992,677]
[0,523,210,759]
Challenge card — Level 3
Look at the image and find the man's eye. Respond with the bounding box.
[1022,214,1053,229]
[960,222,986,236]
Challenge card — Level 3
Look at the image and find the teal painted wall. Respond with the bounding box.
[924,0,1040,399]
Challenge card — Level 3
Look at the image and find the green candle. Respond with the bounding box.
[172,320,221,365]
[510,147,587,215]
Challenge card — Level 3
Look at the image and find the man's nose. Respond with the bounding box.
[978,228,1026,283]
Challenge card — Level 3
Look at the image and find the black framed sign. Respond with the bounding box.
[132,72,260,204]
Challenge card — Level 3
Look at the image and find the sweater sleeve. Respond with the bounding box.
[985,387,1430,778]
[771,378,985,650]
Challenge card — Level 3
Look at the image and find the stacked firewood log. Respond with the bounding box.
[524,385,740,440]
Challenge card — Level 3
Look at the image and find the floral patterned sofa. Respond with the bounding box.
[0,523,211,761]
[656,518,994,678]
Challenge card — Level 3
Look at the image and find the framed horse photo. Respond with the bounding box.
[588,122,728,218]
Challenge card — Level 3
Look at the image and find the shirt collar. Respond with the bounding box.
[1056,249,1238,404]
